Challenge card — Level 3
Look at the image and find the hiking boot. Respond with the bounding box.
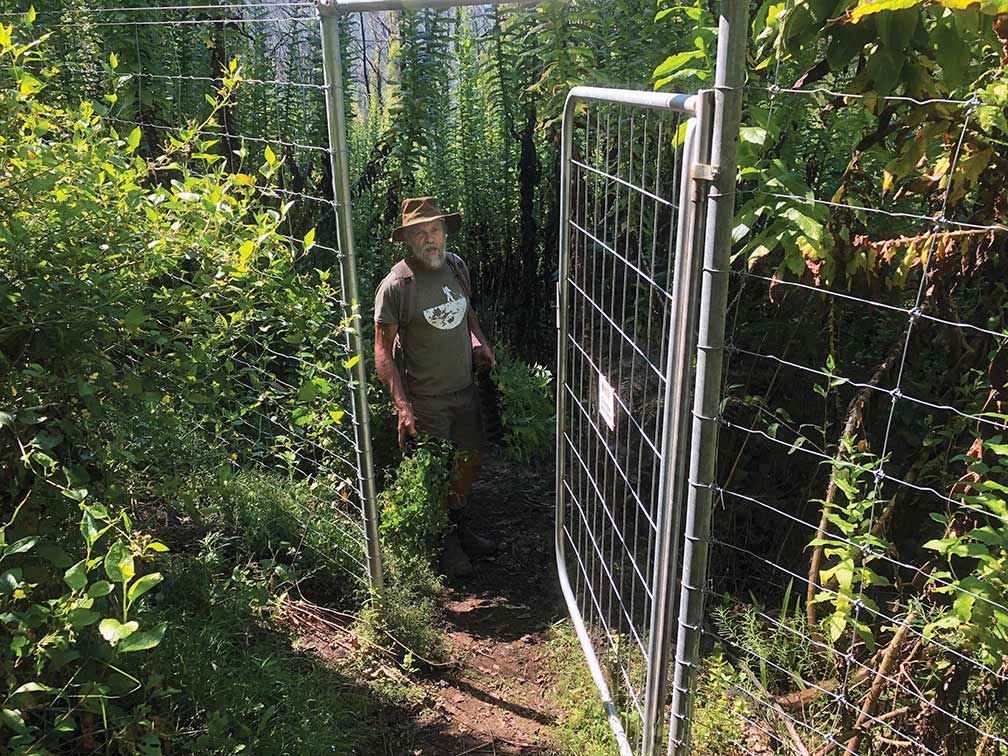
[439,531,473,578]
[449,507,498,557]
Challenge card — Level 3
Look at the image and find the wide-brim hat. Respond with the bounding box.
[390,196,461,243]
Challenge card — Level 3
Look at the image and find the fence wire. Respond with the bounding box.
[686,81,1008,755]
[20,3,378,593]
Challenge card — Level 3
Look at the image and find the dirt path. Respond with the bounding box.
[407,459,566,755]
[286,459,569,755]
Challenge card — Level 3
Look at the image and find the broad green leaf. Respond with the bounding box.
[118,622,167,652]
[849,0,919,22]
[63,559,88,591]
[104,541,135,583]
[303,227,316,251]
[99,618,138,645]
[127,572,163,604]
[87,580,114,598]
[297,381,318,403]
[3,536,37,558]
[342,355,361,370]
[69,608,100,628]
[1,708,26,733]
[939,0,1008,12]
[121,306,147,331]
[109,51,118,69]
[18,72,42,96]
[827,611,847,642]
[12,682,51,696]
[127,127,141,153]
[652,50,704,79]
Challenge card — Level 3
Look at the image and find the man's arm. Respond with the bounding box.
[374,322,417,447]
[467,308,496,369]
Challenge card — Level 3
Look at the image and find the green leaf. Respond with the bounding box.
[64,559,88,591]
[109,51,118,69]
[69,608,100,628]
[127,127,141,154]
[3,536,37,558]
[12,681,52,696]
[104,541,135,583]
[297,381,318,403]
[87,580,114,598]
[127,572,163,604]
[1,708,26,733]
[121,306,147,331]
[827,611,847,642]
[303,227,316,251]
[849,0,920,22]
[99,618,138,646]
[342,355,361,370]
[652,50,704,79]
[264,145,277,165]
[118,621,167,652]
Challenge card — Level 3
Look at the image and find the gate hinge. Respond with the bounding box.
[691,163,718,182]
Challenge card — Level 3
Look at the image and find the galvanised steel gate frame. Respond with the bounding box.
[554,86,713,756]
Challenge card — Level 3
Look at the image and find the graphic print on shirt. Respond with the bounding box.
[423,285,467,330]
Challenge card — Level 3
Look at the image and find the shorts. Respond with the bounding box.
[411,384,485,454]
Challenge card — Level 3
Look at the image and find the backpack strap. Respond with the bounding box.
[446,253,481,350]
[445,253,472,301]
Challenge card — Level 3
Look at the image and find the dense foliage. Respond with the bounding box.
[3,0,1008,751]
[0,19,370,751]
[652,0,1008,749]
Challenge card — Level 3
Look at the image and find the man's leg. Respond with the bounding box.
[448,449,482,510]
[411,395,474,576]
[447,386,495,556]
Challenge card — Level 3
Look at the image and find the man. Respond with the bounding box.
[374,196,496,577]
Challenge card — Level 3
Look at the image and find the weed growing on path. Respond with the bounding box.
[544,622,614,755]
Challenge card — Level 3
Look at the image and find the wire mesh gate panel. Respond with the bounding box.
[555,87,712,756]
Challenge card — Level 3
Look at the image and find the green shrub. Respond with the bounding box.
[184,469,368,601]
[0,21,359,752]
[0,450,171,754]
[378,436,453,561]
[493,347,555,464]
[143,545,380,755]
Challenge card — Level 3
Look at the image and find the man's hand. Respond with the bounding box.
[397,402,418,448]
[473,343,496,370]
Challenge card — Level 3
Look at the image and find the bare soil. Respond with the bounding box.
[407,459,566,754]
[288,459,570,755]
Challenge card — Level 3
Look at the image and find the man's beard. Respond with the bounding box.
[414,245,446,270]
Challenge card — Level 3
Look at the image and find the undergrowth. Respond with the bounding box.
[546,622,617,756]
[493,346,555,464]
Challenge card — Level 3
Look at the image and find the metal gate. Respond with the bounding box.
[555,87,712,756]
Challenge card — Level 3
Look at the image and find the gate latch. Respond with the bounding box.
[691,163,718,182]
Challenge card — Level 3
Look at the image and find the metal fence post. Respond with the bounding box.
[318,1,384,595]
[667,0,748,752]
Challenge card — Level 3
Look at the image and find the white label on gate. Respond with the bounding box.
[598,372,616,430]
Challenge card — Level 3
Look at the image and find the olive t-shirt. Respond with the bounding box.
[374,256,473,398]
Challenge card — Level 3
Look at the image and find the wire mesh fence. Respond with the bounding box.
[681,81,1008,755]
[556,87,711,756]
[8,2,381,593]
